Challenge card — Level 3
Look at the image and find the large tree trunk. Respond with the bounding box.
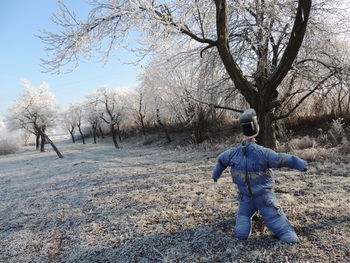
[92,124,97,144]
[34,124,64,158]
[98,124,105,139]
[77,123,85,144]
[256,111,276,149]
[191,110,205,144]
[40,134,46,152]
[116,123,122,142]
[111,125,119,148]
[44,135,64,158]
[140,115,146,136]
[243,83,273,148]
[36,133,40,150]
[69,129,76,143]
[138,107,146,136]
[156,109,171,143]
[192,123,203,144]
[249,92,277,148]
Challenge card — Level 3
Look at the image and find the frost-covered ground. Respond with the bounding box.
[0,138,349,263]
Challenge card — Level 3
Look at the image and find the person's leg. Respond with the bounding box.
[256,192,300,243]
[234,194,257,239]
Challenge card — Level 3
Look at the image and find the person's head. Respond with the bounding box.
[239,109,259,138]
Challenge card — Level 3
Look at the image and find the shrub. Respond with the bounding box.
[339,137,350,155]
[0,135,20,155]
[290,147,334,162]
[316,128,330,147]
[288,135,316,150]
[328,118,345,146]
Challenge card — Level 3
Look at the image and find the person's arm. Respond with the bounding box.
[212,149,233,182]
[266,148,308,171]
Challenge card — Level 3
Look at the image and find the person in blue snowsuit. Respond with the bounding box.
[212,109,307,243]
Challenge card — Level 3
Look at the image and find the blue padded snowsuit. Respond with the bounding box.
[212,141,307,243]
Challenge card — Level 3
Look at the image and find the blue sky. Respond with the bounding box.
[0,0,142,118]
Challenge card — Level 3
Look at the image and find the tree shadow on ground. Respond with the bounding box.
[57,218,289,263]
[64,211,350,263]
[297,213,350,241]
[2,201,349,263]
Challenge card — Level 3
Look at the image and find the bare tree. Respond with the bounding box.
[6,80,63,158]
[73,103,86,144]
[130,86,149,136]
[84,100,101,144]
[88,87,128,148]
[62,105,79,143]
[7,114,41,150]
[39,0,350,147]
[142,52,221,143]
[96,87,120,148]
[138,68,173,143]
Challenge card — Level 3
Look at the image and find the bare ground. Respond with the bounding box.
[0,139,349,263]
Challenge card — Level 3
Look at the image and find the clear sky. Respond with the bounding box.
[0,0,142,118]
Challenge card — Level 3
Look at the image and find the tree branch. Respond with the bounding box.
[214,0,257,103]
[273,71,336,121]
[190,96,243,113]
[150,7,217,46]
[200,43,216,58]
[267,0,312,91]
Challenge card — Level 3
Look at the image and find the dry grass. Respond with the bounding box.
[0,140,349,262]
[339,138,350,155]
[290,147,333,162]
[288,136,316,150]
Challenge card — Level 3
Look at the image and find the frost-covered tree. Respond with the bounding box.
[85,87,133,146]
[61,105,79,143]
[141,49,237,143]
[84,99,101,144]
[72,103,86,144]
[139,67,173,143]
[283,36,350,120]
[7,114,41,150]
[130,86,148,136]
[6,79,63,158]
[90,87,123,148]
[39,0,350,147]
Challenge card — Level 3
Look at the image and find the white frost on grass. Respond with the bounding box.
[0,138,349,262]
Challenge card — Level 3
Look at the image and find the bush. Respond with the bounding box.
[288,135,316,150]
[339,137,350,155]
[316,128,329,147]
[290,147,334,162]
[0,135,20,155]
[328,118,346,146]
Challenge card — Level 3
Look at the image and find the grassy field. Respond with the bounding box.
[0,138,349,262]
